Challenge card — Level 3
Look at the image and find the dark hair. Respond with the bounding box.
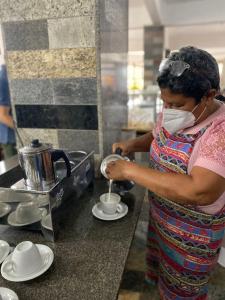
[157,46,221,103]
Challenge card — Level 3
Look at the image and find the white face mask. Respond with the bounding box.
[162,104,206,134]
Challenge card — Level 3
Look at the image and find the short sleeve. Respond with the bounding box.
[153,112,163,138]
[193,118,225,178]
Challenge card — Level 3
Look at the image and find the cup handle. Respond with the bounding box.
[116,203,123,214]
[3,261,16,273]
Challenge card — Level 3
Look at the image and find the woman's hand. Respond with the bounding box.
[105,160,136,181]
[112,140,134,156]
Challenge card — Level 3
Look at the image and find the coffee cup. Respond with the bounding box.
[100,193,123,215]
[3,241,43,276]
[15,201,41,224]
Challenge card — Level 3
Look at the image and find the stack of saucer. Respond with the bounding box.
[8,201,47,227]
[41,213,53,231]
[0,203,11,218]
[92,193,128,221]
[0,241,10,265]
[1,241,54,282]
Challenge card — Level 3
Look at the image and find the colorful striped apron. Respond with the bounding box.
[147,127,225,300]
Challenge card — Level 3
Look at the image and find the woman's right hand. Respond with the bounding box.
[112,140,134,156]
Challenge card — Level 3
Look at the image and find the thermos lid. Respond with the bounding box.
[18,139,52,154]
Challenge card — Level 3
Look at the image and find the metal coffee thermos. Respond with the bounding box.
[18,139,71,191]
[100,148,134,194]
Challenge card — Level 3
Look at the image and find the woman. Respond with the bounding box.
[106,46,225,300]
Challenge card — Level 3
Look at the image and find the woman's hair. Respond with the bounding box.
[157,46,221,103]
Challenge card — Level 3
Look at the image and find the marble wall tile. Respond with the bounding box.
[2,0,128,161]
[48,16,95,49]
[100,53,128,156]
[2,20,49,51]
[103,105,128,128]
[17,128,59,148]
[99,0,128,32]
[102,128,124,155]
[101,30,128,53]
[98,0,128,156]
[102,105,128,155]
[15,105,98,130]
[58,130,99,153]
[10,79,54,105]
[0,0,95,22]
[7,48,96,79]
[10,78,97,105]
[144,26,164,86]
[52,78,97,105]
[101,53,128,100]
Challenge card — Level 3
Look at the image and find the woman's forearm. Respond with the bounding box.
[0,106,14,129]
[125,163,224,206]
[126,164,193,204]
[0,113,14,128]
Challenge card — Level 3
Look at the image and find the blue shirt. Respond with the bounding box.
[0,65,15,144]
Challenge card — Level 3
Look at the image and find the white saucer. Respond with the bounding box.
[0,287,18,300]
[218,246,225,267]
[0,241,10,265]
[1,244,54,282]
[41,214,53,230]
[92,202,128,221]
[0,203,11,218]
[7,208,47,227]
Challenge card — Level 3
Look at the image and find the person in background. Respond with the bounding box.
[106,46,225,299]
[0,63,16,159]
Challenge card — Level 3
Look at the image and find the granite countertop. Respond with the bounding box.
[0,178,145,300]
[0,155,18,176]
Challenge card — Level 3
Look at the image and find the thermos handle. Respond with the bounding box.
[115,147,123,156]
[115,146,135,161]
[51,150,71,177]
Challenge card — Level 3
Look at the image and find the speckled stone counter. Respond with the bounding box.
[0,179,145,300]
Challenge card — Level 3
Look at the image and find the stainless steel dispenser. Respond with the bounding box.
[18,139,71,191]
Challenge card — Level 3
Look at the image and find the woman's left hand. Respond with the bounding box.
[105,160,135,181]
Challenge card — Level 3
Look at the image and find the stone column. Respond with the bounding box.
[98,0,129,155]
[144,26,164,88]
[0,0,128,159]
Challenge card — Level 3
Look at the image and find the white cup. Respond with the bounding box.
[4,241,43,276]
[15,201,41,224]
[100,193,123,215]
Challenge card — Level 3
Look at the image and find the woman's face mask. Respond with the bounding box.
[162,104,206,134]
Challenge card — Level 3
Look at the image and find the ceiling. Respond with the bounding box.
[155,0,225,26]
[130,0,225,27]
[129,0,225,60]
[129,0,152,29]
